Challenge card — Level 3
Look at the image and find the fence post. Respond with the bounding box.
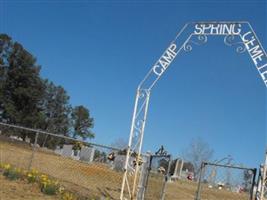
[250,168,257,200]
[136,154,150,200]
[195,162,205,200]
[141,154,153,199]
[28,132,39,170]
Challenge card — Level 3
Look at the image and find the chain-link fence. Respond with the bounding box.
[0,123,260,200]
[195,162,257,200]
[0,122,126,199]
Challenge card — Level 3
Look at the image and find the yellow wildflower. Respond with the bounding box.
[59,186,65,193]
[4,164,10,170]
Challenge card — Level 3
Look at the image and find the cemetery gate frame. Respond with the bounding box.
[120,21,267,200]
[144,154,171,200]
[195,162,257,200]
[137,153,171,200]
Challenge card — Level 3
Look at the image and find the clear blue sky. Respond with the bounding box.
[1,0,266,168]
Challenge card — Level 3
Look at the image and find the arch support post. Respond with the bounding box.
[257,150,267,200]
[120,88,151,200]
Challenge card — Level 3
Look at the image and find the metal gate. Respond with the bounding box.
[142,154,171,200]
[196,162,257,200]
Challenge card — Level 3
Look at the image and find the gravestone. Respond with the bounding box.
[25,136,31,143]
[62,145,73,157]
[80,146,95,163]
[172,159,184,180]
[113,155,126,171]
[113,155,135,172]
[54,146,62,155]
[72,150,81,160]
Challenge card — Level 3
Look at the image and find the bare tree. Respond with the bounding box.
[183,137,214,178]
[111,138,128,149]
[110,138,128,156]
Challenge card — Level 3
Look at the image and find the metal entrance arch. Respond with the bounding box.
[120,21,267,200]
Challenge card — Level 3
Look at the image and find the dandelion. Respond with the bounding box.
[61,192,76,200]
[31,169,39,175]
[4,164,11,170]
[59,186,65,194]
[41,174,48,181]
[15,168,21,173]
[42,181,48,188]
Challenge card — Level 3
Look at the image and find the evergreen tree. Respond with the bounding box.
[0,34,45,140]
[42,80,71,134]
[71,105,94,140]
[40,80,71,148]
[0,34,96,142]
[0,34,12,121]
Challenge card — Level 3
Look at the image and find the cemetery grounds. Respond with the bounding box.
[0,135,251,200]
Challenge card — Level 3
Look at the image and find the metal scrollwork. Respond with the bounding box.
[183,35,208,52]
[132,89,150,140]
[138,89,148,99]
[183,43,193,52]
[133,119,144,136]
[138,92,145,99]
[224,35,246,53]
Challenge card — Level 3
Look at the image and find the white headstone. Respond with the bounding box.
[113,155,126,171]
[54,146,62,155]
[171,159,184,181]
[25,136,31,143]
[62,145,73,157]
[72,150,80,160]
[114,155,135,172]
[173,159,184,177]
[80,146,95,163]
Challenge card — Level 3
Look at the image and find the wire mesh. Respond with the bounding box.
[0,124,125,200]
[0,126,34,170]
[196,162,256,200]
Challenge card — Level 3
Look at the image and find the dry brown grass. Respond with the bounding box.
[0,139,251,200]
[133,171,249,200]
[164,180,249,200]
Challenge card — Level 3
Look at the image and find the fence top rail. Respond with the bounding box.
[151,154,171,158]
[0,122,121,151]
[203,161,257,171]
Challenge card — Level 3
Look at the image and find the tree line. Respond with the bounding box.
[0,34,94,143]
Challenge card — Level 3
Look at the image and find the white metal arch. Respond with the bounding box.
[120,21,267,200]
